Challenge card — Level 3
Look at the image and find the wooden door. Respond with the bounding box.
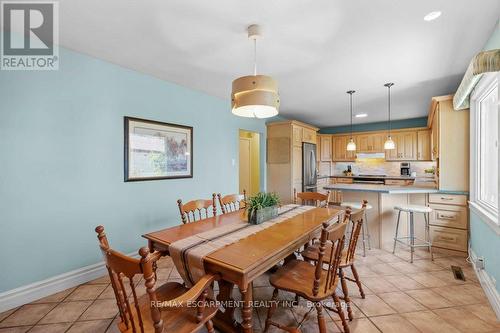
[333,136,346,161]
[372,133,384,152]
[431,108,439,160]
[292,126,302,147]
[320,135,332,161]
[292,146,302,183]
[239,138,251,195]
[417,130,431,160]
[402,131,417,160]
[302,128,316,144]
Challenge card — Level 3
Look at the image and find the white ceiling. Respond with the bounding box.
[58,0,500,127]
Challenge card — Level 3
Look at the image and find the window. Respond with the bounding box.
[470,72,499,226]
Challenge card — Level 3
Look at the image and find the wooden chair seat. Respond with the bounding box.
[118,282,218,333]
[269,259,339,302]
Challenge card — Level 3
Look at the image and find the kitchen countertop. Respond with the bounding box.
[329,175,417,180]
[323,183,468,195]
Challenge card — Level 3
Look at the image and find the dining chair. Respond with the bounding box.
[301,208,366,321]
[177,194,217,224]
[95,225,219,333]
[265,222,349,333]
[217,190,246,214]
[293,189,330,207]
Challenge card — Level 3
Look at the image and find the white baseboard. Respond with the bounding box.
[470,249,500,319]
[0,252,137,313]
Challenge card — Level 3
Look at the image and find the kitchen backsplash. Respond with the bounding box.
[320,160,436,177]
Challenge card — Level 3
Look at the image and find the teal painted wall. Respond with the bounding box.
[0,47,267,292]
[470,211,500,291]
[469,20,500,292]
[319,117,428,134]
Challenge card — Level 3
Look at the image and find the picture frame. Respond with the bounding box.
[124,116,193,181]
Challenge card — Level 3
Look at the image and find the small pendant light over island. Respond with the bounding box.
[384,82,396,150]
[346,90,357,151]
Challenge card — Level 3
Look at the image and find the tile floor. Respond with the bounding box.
[1,246,499,333]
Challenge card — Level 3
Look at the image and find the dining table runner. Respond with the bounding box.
[169,204,334,287]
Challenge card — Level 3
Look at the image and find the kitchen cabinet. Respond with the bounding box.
[356,133,384,152]
[386,131,417,160]
[428,95,469,191]
[267,120,318,203]
[417,130,431,160]
[319,135,332,161]
[332,136,356,161]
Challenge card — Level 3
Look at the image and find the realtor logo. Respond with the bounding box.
[1,1,59,70]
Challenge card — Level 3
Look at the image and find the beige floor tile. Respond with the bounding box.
[411,260,444,272]
[433,307,495,332]
[376,254,404,263]
[460,284,489,302]
[168,268,182,280]
[79,300,119,320]
[31,288,76,304]
[360,277,400,293]
[389,261,423,274]
[430,270,467,285]
[385,275,426,291]
[409,272,448,288]
[401,310,461,333]
[352,295,396,317]
[378,292,426,313]
[39,301,92,324]
[29,323,72,333]
[0,304,56,327]
[0,327,32,333]
[340,318,380,333]
[0,308,18,323]
[356,255,384,266]
[65,285,107,301]
[347,265,379,278]
[368,263,401,276]
[462,303,500,329]
[155,267,172,281]
[156,256,174,268]
[67,319,112,333]
[370,314,420,333]
[432,286,483,305]
[404,289,453,309]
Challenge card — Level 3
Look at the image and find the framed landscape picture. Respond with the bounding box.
[124,117,193,181]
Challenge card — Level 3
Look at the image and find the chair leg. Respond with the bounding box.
[393,210,401,254]
[365,211,372,250]
[424,213,434,261]
[264,288,279,332]
[350,264,365,299]
[361,221,366,257]
[205,319,215,333]
[315,302,327,333]
[410,212,415,263]
[333,294,350,333]
[338,268,353,321]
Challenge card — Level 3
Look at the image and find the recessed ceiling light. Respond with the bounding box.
[424,11,442,21]
[355,113,368,118]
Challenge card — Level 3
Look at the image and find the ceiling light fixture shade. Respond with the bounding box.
[424,11,442,21]
[384,82,396,150]
[346,90,357,151]
[231,25,280,118]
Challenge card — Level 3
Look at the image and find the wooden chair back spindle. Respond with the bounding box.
[344,209,364,264]
[217,190,246,214]
[177,194,217,224]
[294,189,330,207]
[312,222,347,297]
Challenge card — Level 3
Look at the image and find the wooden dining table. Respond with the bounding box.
[143,206,343,333]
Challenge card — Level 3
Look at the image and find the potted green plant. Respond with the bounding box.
[247,192,280,225]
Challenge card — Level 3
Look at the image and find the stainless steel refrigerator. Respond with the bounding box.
[302,142,317,192]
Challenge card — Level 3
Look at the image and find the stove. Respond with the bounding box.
[353,174,387,184]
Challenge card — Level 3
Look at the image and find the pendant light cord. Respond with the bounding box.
[253,38,257,76]
[350,93,353,138]
[388,85,391,136]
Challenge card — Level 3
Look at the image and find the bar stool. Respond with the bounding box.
[341,200,372,256]
[393,204,433,263]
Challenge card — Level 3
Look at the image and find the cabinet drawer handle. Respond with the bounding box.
[438,235,456,241]
[440,197,454,201]
[437,213,456,220]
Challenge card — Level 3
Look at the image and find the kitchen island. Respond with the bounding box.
[323,183,468,254]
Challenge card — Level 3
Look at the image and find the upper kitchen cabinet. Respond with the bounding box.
[417,130,432,160]
[385,131,417,161]
[356,133,384,152]
[428,95,469,191]
[332,135,356,161]
[319,135,332,161]
[267,120,319,203]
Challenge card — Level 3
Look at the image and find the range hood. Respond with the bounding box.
[356,152,385,160]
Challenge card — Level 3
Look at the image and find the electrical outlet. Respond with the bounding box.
[476,257,485,270]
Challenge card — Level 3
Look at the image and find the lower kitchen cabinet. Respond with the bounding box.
[430,226,468,252]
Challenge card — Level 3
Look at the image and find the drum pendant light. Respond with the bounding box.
[384,83,396,150]
[231,25,280,118]
[346,90,357,151]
